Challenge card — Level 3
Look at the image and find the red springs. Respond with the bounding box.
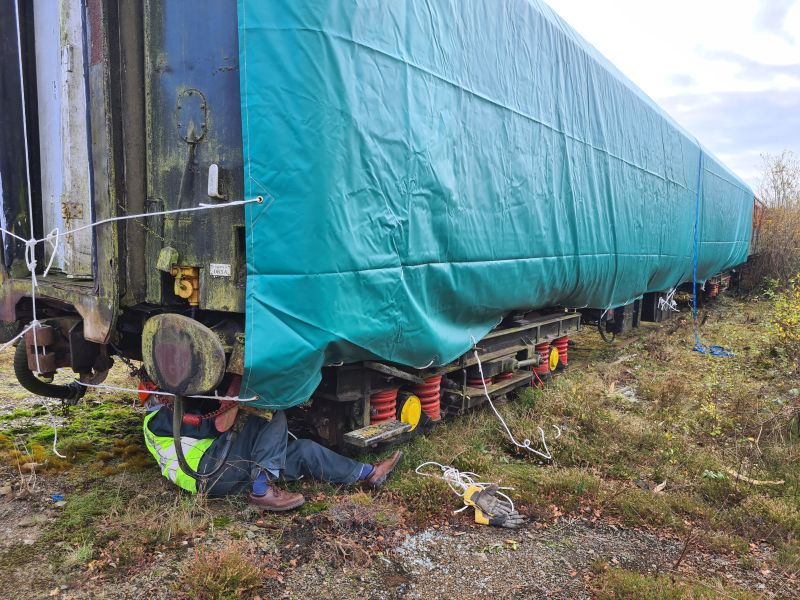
[467,376,492,387]
[534,341,551,376]
[415,375,442,421]
[493,371,515,382]
[370,389,398,424]
[553,336,569,366]
[708,282,720,298]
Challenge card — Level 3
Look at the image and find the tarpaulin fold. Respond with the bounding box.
[237,0,754,408]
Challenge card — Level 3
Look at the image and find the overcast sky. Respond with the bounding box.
[545,0,800,188]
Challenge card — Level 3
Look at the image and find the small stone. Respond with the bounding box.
[0,485,12,496]
[23,538,34,545]
[54,501,66,508]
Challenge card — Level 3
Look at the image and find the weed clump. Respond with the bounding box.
[773,275,800,360]
[177,542,262,600]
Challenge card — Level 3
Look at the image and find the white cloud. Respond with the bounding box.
[544,0,800,186]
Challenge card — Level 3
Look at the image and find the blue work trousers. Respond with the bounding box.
[197,411,365,496]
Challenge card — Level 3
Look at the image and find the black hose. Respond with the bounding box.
[598,321,616,344]
[13,340,85,401]
[172,395,235,481]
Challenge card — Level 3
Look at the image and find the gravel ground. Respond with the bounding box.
[274,519,794,599]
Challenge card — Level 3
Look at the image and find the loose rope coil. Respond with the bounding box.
[415,461,516,513]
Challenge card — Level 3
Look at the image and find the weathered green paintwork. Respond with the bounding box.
[142,0,246,314]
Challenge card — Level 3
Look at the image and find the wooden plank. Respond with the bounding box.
[343,419,412,447]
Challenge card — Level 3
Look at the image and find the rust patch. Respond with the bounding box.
[87,0,103,66]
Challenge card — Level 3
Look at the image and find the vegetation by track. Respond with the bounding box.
[0,292,797,599]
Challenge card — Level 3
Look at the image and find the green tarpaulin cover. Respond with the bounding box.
[237,0,754,409]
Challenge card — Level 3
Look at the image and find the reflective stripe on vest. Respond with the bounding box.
[142,410,214,494]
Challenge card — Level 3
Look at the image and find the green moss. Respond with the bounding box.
[0,408,35,421]
[298,500,330,516]
[212,516,233,528]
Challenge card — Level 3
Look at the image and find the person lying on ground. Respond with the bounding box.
[142,399,402,511]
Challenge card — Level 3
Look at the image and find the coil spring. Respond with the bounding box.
[534,341,551,376]
[493,371,515,382]
[553,336,569,366]
[370,389,399,424]
[414,375,442,421]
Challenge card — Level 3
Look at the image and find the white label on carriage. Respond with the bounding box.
[209,263,232,277]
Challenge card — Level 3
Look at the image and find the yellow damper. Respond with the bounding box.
[548,345,560,372]
[398,393,422,431]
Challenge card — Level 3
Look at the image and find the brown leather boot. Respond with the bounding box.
[247,487,305,512]
[364,450,403,488]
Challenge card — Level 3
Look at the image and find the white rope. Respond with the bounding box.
[657,287,679,313]
[41,402,66,459]
[470,335,560,461]
[13,0,43,375]
[2,194,261,397]
[0,226,27,244]
[0,322,36,356]
[44,197,260,243]
[5,8,268,457]
[68,378,260,403]
[415,461,516,513]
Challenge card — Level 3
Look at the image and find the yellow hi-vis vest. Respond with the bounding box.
[143,410,215,494]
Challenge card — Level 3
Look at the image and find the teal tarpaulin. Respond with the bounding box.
[237,0,754,409]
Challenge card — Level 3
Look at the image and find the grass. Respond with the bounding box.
[388,295,800,565]
[35,470,209,572]
[594,567,758,599]
[0,294,797,596]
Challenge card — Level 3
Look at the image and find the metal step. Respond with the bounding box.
[343,419,411,447]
